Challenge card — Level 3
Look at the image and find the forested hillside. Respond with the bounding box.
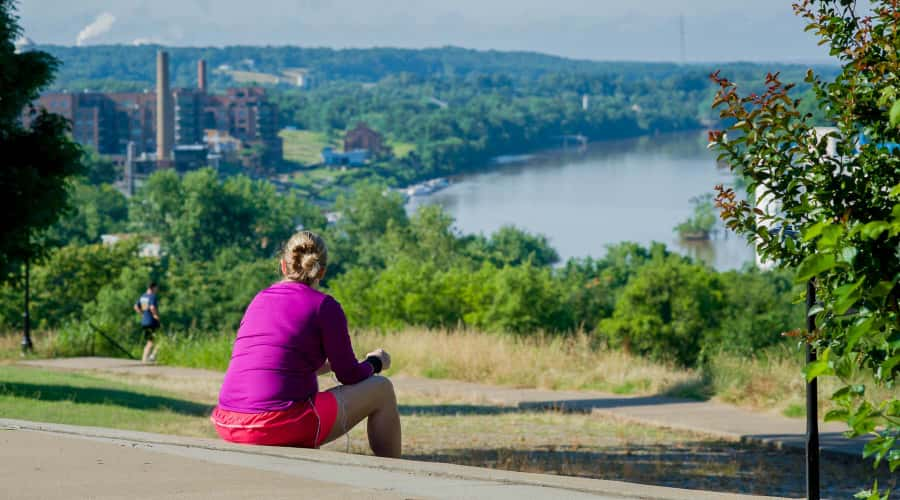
[37,44,837,92]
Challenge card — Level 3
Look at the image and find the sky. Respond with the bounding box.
[18,0,832,63]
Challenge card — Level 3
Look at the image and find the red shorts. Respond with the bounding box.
[211,392,339,448]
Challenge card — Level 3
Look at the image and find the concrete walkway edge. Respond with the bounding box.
[1,418,783,500]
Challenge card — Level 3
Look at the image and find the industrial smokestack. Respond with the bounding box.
[125,141,136,196]
[198,59,208,92]
[156,50,174,164]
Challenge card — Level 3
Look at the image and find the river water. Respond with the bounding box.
[406,131,756,270]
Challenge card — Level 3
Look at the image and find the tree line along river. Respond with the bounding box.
[406,131,756,270]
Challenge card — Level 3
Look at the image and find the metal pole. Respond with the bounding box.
[805,278,820,500]
[22,257,33,354]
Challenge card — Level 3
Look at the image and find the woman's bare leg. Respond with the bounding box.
[323,375,401,458]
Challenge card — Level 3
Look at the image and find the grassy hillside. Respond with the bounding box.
[279,129,336,166]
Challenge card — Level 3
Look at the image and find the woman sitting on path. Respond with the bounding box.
[212,231,401,457]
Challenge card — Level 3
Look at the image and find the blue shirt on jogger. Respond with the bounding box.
[136,292,159,328]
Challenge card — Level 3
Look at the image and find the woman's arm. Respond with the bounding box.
[318,296,374,385]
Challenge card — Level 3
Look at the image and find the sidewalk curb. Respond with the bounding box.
[1,418,784,500]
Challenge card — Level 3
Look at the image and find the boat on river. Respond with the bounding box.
[406,177,449,197]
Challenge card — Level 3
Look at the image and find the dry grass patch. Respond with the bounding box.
[0,331,60,363]
[0,331,21,360]
[350,329,699,396]
[707,344,900,417]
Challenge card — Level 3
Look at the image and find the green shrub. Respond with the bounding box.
[598,255,723,367]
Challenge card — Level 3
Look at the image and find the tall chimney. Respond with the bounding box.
[198,59,208,92]
[125,141,136,196]
[156,50,174,163]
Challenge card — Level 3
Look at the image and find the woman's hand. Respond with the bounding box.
[366,348,391,371]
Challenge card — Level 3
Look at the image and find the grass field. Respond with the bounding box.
[388,139,416,159]
[0,366,216,437]
[224,69,281,85]
[279,129,337,166]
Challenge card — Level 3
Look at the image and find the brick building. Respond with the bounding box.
[25,58,282,170]
[173,88,205,146]
[31,92,155,157]
[207,87,283,165]
[344,122,385,155]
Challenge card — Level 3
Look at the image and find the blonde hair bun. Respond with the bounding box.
[283,231,328,285]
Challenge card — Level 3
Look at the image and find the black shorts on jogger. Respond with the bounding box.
[142,324,159,342]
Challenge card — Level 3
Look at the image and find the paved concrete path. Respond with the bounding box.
[390,376,869,457]
[18,357,868,458]
[0,418,782,500]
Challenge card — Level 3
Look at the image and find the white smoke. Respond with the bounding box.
[75,12,116,46]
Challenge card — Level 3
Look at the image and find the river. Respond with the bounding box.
[406,131,756,270]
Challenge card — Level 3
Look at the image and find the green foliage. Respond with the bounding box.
[462,262,571,334]
[599,255,723,366]
[275,75,704,184]
[62,251,160,354]
[36,44,835,92]
[0,242,138,330]
[329,259,571,334]
[0,0,84,275]
[473,226,560,267]
[127,169,184,238]
[82,147,119,185]
[675,193,717,240]
[30,242,138,329]
[715,269,801,355]
[131,168,325,261]
[161,248,279,332]
[324,188,799,345]
[46,181,128,245]
[710,0,900,482]
[324,182,409,275]
[330,259,460,330]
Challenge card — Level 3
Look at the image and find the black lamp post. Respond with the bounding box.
[805,278,820,500]
[775,226,819,499]
[22,256,33,355]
